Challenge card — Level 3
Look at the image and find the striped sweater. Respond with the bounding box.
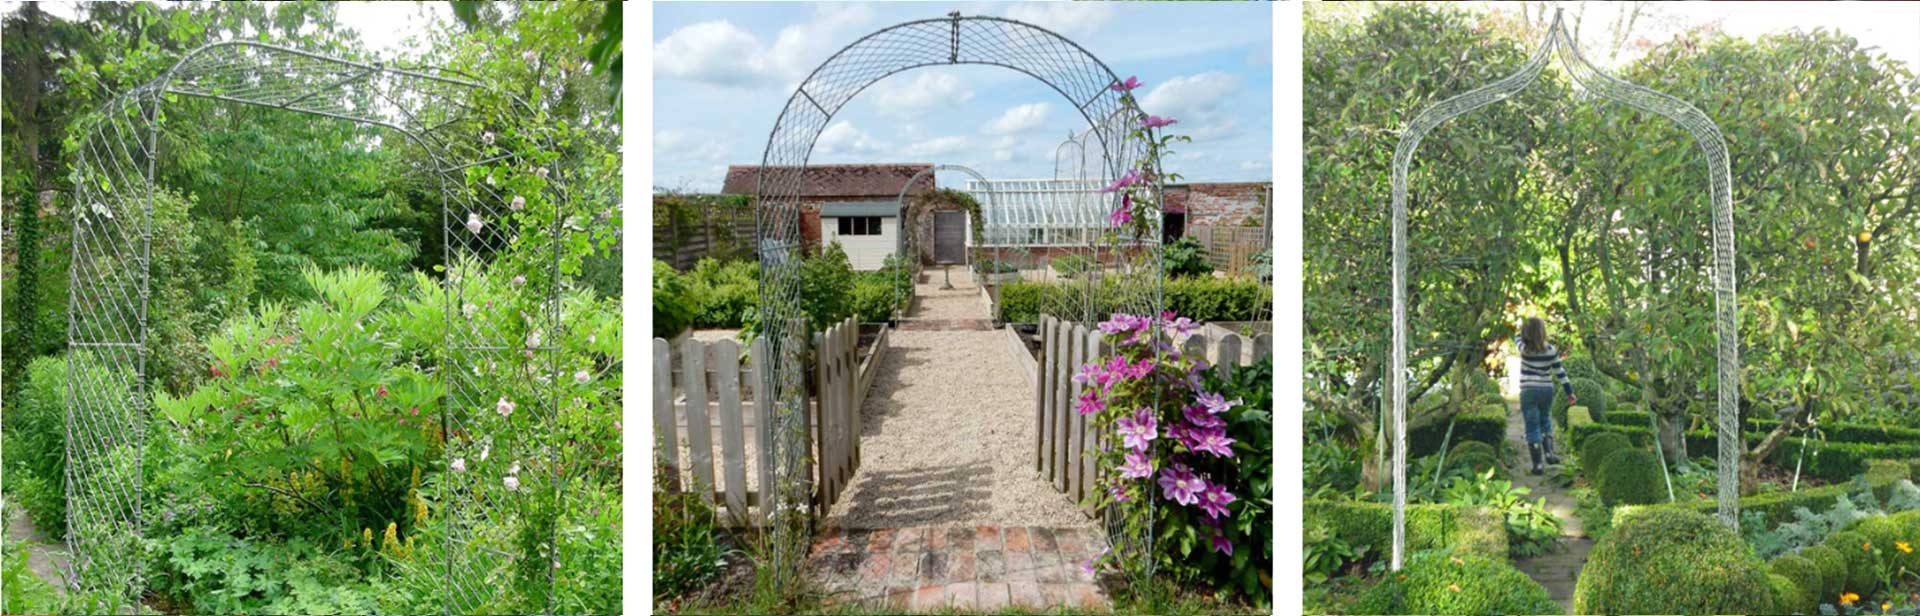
[1516,340,1574,395]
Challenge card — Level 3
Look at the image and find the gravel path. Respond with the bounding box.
[822,270,1088,529]
[906,266,991,321]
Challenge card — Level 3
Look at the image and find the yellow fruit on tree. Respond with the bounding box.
[1859,231,1872,243]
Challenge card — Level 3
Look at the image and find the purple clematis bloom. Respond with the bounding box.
[1211,532,1234,556]
[1108,484,1132,503]
[1075,389,1106,416]
[1116,407,1158,451]
[1161,314,1199,338]
[1157,464,1205,506]
[1119,451,1154,479]
[1111,76,1143,92]
[1185,426,1237,458]
[1099,313,1148,335]
[1184,405,1226,429]
[1197,391,1242,415]
[1109,205,1132,226]
[1140,115,1179,129]
[1197,482,1237,519]
[1101,168,1143,194]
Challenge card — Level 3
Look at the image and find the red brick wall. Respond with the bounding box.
[1166,182,1270,229]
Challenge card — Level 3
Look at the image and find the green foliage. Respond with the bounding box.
[1448,440,1498,463]
[2,356,77,535]
[654,260,695,339]
[1302,501,1507,561]
[798,243,858,327]
[684,258,759,329]
[654,468,728,602]
[1,500,59,615]
[1766,573,1806,616]
[1552,378,1608,429]
[1802,543,1849,600]
[1826,530,1878,592]
[1348,549,1560,615]
[996,277,1273,324]
[1441,471,1561,557]
[1769,554,1825,614]
[1052,253,1092,278]
[1575,508,1777,615]
[1596,448,1664,506]
[1407,406,1506,459]
[1579,431,1632,482]
[147,522,380,615]
[1162,236,1214,279]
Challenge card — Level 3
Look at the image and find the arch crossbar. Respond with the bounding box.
[752,12,1160,583]
[1386,11,1739,570]
[63,41,571,613]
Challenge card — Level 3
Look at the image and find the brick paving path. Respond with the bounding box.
[810,525,1112,611]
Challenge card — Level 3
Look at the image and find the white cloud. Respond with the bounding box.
[870,72,976,118]
[992,136,1019,162]
[903,136,972,158]
[817,121,882,156]
[654,128,730,163]
[655,6,873,87]
[984,102,1052,135]
[1002,3,1115,38]
[1140,71,1244,140]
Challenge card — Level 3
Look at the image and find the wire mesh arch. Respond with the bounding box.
[1386,10,1739,570]
[752,11,1164,585]
[63,41,574,613]
[891,163,991,313]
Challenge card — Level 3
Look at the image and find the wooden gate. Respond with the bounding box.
[1033,315,1272,516]
[811,317,864,516]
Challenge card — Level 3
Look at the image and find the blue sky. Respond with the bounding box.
[652,2,1273,193]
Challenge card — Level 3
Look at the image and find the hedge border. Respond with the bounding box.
[1303,500,1507,560]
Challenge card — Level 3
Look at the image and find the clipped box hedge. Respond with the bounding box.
[1304,500,1507,559]
[1603,410,1920,448]
[1616,460,1911,528]
[1568,422,1920,483]
[1407,404,1506,458]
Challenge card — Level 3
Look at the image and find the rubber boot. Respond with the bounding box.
[1543,436,1562,465]
[1528,444,1544,475]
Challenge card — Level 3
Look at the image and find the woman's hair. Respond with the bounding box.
[1521,317,1548,355]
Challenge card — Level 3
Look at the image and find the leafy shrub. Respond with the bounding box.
[654,465,727,601]
[1,499,58,614]
[1,356,81,536]
[1552,377,1607,428]
[1596,448,1664,506]
[799,243,858,327]
[147,522,381,614]
[1574,508,1777,615]
[976,259,1019,274]
[1302,501,1507,560]
[1747,490,1880,560]
[1765,574,1803,616]
[1408,406,1506,458]
[1767,554,1824,614]
[654,260,695,338]
[1449,440,1498,463]
[1847,514,1920,574]
[996,277,1273,324]
[1442,473,1559,557]
[1162,237,1214,279]
[1801,543,1848,600]
[684,258,757,328]
[1348,549,1560,615]
[1825,530,1877,593]
[1579,432,1631,483]
[1448,452,1503,479]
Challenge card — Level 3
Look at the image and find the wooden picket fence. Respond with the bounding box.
[1033,314,1272,517]
[651,317,883,526]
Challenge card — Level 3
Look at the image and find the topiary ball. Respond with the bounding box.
[1350,549,1561,615]
[1768,554,1823,614]
[1554,377,1609,427]
[1449,440,1499,462]
[1766,574,1803,616]
[1573,509,1777,615]
[1848,515,1920,577]
[1799,544,1847,600]
[1596,448,1663,507]
[1580,432,1632,483]
[1824,530,1877,593]
[1449,451,1505,480]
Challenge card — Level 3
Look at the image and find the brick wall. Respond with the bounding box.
[1165,182,1270,229]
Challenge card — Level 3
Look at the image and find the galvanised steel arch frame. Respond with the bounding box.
[1386,11,1739,570]
[893,163,991,314]
[754,12,1162,580]
[63,41,570,612]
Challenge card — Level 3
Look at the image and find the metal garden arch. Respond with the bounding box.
[1386,10,1739,570]
[752,11,1162,575]
[893,163,990,310]
[63,41,571,612]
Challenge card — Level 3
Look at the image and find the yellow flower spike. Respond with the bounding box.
[362,527,373,548]
[1899,541,1912,554]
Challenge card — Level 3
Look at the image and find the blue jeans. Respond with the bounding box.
[1521,388,1555,446]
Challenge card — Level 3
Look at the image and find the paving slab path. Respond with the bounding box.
[1505,400,1592,613]
[5,505,69,595]
[811,266,1106,611]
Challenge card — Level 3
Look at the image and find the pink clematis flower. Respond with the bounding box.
[1100,168,1143,194]
[1157,464,1204,506]
[1108,484,1132,503]
[1075,389,1106,416]
[1110,76,1143,92]
[1185,426,1237,458]
[1197,392,1242,415]
[1197,482,1237,519]
[1110,204,1132,227]
[1184,405,1226,429]
[1118,451,1155,479]
[1116,407,1158,452]
[1140,115,1179,129]
[451,458,467,473]
[1211,532,1234,556]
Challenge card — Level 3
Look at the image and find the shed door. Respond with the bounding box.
[933,211,966,264]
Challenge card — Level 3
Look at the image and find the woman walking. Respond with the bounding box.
[1516,317,1575,475]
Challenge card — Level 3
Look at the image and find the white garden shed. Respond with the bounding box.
[819,201,900,270]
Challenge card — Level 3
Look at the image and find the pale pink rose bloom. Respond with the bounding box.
[451,458,467,473]
[510,195,526,211]
[503,475,520,491]
[496,396,516,418]
[465,213,485,234]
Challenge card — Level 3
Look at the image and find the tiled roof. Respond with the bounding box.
[722,163,935,198]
